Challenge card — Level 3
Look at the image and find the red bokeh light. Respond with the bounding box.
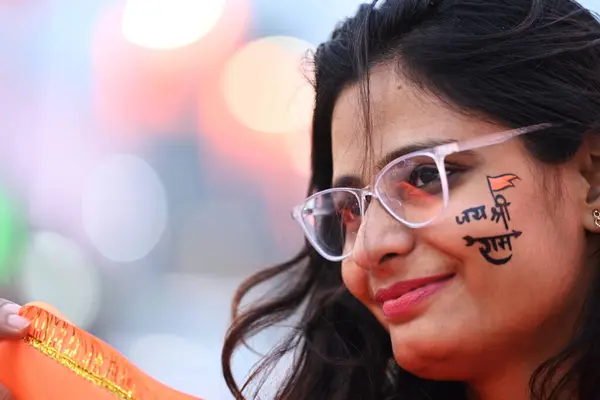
[91,0,249,140]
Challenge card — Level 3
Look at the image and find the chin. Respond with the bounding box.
[389,325,471,381]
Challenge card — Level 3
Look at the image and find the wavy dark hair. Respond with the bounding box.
[222,0,600,399]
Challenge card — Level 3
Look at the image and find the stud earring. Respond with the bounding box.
[594,209,600,228]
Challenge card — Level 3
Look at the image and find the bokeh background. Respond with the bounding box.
[1,0,600,398]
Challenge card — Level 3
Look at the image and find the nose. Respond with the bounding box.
[350,200,416,270]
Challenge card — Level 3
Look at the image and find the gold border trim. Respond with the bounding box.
[25,335,134,400]
[20,305,140,400]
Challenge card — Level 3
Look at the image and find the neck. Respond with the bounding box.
[466,362,532,400]
[465,289,586,400]
[465,356,575,400]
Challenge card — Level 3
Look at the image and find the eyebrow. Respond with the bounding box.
[332,138,476,188]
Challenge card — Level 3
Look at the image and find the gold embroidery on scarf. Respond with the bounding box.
[20,305,139,400]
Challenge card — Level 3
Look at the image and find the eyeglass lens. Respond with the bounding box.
[300,154,446,258]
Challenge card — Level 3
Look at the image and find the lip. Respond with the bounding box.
[374,273,455,319]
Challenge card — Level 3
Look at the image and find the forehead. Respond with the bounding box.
[330,65,503,181]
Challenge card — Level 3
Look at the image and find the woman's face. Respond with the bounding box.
[331,65,595,381]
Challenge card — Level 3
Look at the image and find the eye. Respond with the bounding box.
[409,165,442,188]
[408,164,463,191]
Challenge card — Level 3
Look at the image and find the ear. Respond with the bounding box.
[580,133,600,232]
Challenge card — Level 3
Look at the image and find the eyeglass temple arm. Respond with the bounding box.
[435,123,554,156]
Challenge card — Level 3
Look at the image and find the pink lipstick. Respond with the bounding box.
[374,273,454,319]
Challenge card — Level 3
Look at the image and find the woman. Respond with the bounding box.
[3,0,600,399]
[220,0,600,399]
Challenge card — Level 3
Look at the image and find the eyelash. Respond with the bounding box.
[409,163,467,187]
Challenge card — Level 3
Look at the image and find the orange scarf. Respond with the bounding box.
[0,304,202,400]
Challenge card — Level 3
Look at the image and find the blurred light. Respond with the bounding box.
[92,0,249,137]
[127,334,218,397]
[177,200,268,276]
[261,178,307,262]
[161,273,238,335]
[221,36,316,134]
[121,0,226,50]
[0,0,53,37]
[82,154,168,263]
[92,3,190,138]
[0,189,26,285]
[17,231,101,328]
[250,0,368,45]
[118,273,279,397]
[288,82,315,134]
[284,130,311,178]
[579,1,600,13]
[22,114,114,239]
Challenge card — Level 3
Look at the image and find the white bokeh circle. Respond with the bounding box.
[82,154,168,263]
[18,231,101,329]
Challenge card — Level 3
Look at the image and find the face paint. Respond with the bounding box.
[490,195,511,230]
[455,205,487,225]
[487,174,520,230]
[463,230,522,265]
[487,173,521,192]
[458,173,523,265]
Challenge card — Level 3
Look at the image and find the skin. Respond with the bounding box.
[0,300,28,400]
[332,64,600,400]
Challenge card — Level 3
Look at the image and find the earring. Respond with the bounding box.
[594,210,600,228]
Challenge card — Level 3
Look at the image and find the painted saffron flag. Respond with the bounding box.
[487,174,520,192]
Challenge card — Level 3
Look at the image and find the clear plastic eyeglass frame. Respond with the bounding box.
[291,123,553,262]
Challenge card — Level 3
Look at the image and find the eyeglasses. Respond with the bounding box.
[291,123,553,262]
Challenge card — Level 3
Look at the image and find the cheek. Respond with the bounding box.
[341,261,369,303]
[341,261,388,326]
[494,187,587,309]
[429,171,551,266]
[424,170,587,332]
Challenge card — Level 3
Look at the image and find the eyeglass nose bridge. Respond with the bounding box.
[355,187,373,213]
[356,184,414,233]
[356,186,395,218]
